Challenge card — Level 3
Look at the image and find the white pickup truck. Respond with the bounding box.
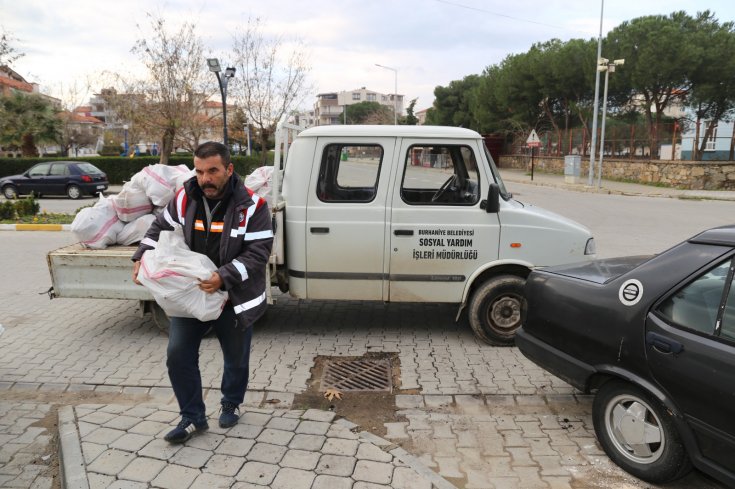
[48,124,595,344]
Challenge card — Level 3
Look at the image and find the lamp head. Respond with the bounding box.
[224,67,236,78]
[614,59,625,66]
[598,57,609,65]
[207,58,221,72]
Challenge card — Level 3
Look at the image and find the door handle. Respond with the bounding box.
[646,332,684,354]
[310,227,329,234]
[394,230,414,236]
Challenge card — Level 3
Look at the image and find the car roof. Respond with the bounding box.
[689,225,735,247]
[296,125,481,139]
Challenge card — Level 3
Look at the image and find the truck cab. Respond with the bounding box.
[271,124,596,345]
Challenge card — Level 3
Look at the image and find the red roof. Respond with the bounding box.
[0,75,34,93]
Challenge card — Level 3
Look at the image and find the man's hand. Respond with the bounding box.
[132,261,142,285]
[199,272,223,293]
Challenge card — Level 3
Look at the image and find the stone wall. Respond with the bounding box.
[498,155,735,190]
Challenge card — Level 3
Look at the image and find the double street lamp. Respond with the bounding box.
[375,63,398,125]
[595,58,625,188]
[207,58,236,146]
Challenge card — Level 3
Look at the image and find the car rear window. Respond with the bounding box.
[76,163,104,175]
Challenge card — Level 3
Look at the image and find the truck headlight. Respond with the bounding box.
[584,238,596,255]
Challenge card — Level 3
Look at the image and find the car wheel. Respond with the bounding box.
[3,185,18,199]
[468,275,526,346]
[66,184,82,199]
[593,380,692,483]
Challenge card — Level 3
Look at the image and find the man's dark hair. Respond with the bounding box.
[194,141,231,166]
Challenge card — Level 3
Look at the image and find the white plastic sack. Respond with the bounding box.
[175,168,196,191]
[71,195,124,249]
[112,181,152,222]
[138,227,227,321]
[117,214,156,246]
[245,166,273,199]
[131,164,191,207]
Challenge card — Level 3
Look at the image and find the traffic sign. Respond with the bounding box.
[526,129,541,147]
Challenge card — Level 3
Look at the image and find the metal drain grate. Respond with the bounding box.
[321,358,393,393]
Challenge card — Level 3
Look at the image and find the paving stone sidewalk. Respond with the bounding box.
[65,401,451,489]
[0,401,55,489]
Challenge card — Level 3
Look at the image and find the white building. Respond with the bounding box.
[313,87,404,126]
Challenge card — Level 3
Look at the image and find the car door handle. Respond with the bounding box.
[310,227,329,234]
[394,230,414,236]
[646,332,684,354]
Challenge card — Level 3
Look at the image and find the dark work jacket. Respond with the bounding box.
[133,172,274,329]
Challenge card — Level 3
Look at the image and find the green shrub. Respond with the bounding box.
[0,201,15,220]
[15,194,40,216]
[0,154,273,184]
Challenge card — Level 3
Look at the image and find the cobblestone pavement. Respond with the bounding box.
[1,227,728,488]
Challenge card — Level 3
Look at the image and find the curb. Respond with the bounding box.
[0,223,71,231]
[58,405,89,489]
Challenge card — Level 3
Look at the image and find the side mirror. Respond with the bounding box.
[481,183,500,213]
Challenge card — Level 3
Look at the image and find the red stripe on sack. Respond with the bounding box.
[83,216,120,246]
[144,167,174,189]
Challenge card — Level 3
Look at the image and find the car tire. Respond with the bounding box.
[593,380,692,483]
[3,185,18,199]
[66,184,82,199]
[468,275,526,346]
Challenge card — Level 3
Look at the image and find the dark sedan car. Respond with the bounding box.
[517,225,735,486]
[0,161,108,199]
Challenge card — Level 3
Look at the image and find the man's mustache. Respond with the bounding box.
[201,184,217,190]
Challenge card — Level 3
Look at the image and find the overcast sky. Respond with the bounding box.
[3,0,735,114]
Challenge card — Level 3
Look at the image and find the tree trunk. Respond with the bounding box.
[160,128,176,165]
[259,128,270,166]
[21,134,38,157]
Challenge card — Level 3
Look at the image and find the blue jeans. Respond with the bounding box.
[167,305,253,423]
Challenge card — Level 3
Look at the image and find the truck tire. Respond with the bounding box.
[151,302,170,334]
[468,275,526,346]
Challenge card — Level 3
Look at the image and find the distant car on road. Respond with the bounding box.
[0,161,108,200]
[517,225,735,486]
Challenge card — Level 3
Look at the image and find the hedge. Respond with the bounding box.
[0,153,274,185]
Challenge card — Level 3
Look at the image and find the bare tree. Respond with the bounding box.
[231,17,311,163]
[106,14,212,164]
[0,27,24,66]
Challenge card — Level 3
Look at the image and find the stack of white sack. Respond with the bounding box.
[70,195,125,249]
[244,166,273,200]
[131,164,193,206]
[137,226,227,321]
[71,164,195,249]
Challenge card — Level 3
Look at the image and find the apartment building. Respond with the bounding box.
[313,87,404,126]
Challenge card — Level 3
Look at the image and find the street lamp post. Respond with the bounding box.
[123,124,129,156]
[596,58,625,188]
[588,0,605,186]
[375,63,398,125]
[207,58,236,146]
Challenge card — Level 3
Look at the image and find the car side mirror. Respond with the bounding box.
[481,183,500,213]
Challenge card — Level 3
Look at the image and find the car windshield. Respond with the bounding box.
[483,144,510,200]
[76,163,104,175]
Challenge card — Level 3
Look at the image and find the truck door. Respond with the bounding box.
[388,140,500,302]
[304,138,395,300]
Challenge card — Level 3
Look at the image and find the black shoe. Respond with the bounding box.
[219,401,241,428]
[164,418,209,444]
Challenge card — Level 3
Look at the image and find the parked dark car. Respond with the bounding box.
[517,225,735,486]
[0,161,108,200]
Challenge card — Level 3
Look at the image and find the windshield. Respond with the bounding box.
[483,144,510,200]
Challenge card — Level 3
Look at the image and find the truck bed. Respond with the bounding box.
[47,244,153,300]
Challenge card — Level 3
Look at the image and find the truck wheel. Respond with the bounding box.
[468,275,526,346]
[151,302,170,334]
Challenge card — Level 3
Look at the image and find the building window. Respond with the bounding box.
[352,93,361,101]
[705,124,718,151]
[367,93,376,102]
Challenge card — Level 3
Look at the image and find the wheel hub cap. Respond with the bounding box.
[609,398,663,462]
[490,297,520,329]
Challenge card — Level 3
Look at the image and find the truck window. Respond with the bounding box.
[317,144,382,203]
[401,145,480,205]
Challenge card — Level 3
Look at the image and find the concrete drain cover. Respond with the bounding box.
[321,358,393,393]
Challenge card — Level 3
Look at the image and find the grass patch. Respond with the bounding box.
[0,212,75,225]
